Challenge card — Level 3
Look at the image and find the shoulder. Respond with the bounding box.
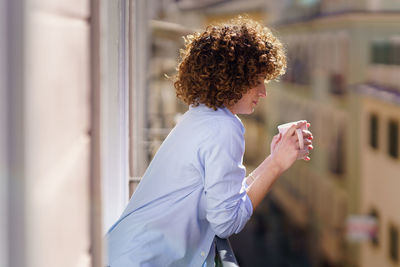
[214,117,243,134]
[193,109,244,135]
[199,117,245,158]
[197,115,242,142]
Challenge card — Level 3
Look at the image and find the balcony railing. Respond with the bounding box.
[215,237,239,267]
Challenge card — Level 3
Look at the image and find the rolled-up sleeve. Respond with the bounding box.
[202,119,253,239]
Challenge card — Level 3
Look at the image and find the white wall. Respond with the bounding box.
[23,0,92,266]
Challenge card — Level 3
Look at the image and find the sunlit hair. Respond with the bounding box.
[173,16,287,110]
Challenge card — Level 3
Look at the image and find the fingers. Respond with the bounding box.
[271,133,282,145]
[293,136,313,146]
[273,133,282,141]
[295,137,313,143]
[284,124,299,137]
[302,130,313,139]
[281,122,314,159]
[270,133,283,154]
[280,121,313,162]
[297,148,311,161]
[288,132,310,150]
[277,133,282,143]
[304,139,313,146]
[296,120,307,127]
[290,134,300,147]
[301,145,313,161]
[295,143,313,151]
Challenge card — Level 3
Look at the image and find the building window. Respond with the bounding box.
[369,114,379,149]
[329,73,345,95]
[389,224,399,263]
[329,127,345,175]
[371,41,390,65]
[394,42,400,65]
[388,120,399,158]
[369,209,379,247]
[371,41,400,66]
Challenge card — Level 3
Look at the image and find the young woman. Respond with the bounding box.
[106,17,313,267]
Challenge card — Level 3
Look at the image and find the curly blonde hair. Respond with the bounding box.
[173,17,286,110]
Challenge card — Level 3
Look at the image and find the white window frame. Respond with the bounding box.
[100,0,131,233]
[130,0,149,183]
[100,0,150,233]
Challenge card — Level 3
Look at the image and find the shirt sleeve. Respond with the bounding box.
[201,119,253,239]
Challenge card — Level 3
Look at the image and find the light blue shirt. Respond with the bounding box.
[106,104,253,267]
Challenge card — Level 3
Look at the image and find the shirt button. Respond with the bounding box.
[201,251,205,257]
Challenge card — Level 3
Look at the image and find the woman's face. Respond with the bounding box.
[227,76,267,115]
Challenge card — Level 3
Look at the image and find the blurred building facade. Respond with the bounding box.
[127,0,400,266]
[124,1,400,266]
[154,1,400,266]
[264,0,400,267]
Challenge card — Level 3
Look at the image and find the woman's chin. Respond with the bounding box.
[241,108,254,115]
[250,105,256,113]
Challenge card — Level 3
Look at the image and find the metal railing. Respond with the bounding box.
[215,237,239,267]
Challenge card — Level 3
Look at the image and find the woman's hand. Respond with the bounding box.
[270,133,282,155]
[269,121,313,174]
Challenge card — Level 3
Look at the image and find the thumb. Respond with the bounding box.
[285,124,298,137]
[272,133,282,145]
[275,133,282,143]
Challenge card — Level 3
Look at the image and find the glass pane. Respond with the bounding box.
[388,120,399,158]
[389,225,399,262]
[369,209,379,247]
[370,114,379,149]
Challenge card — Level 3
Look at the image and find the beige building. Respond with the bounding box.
[357,85,400,267]
[265,0,400,266]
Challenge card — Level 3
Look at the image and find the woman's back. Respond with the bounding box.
[106,104,252,267]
